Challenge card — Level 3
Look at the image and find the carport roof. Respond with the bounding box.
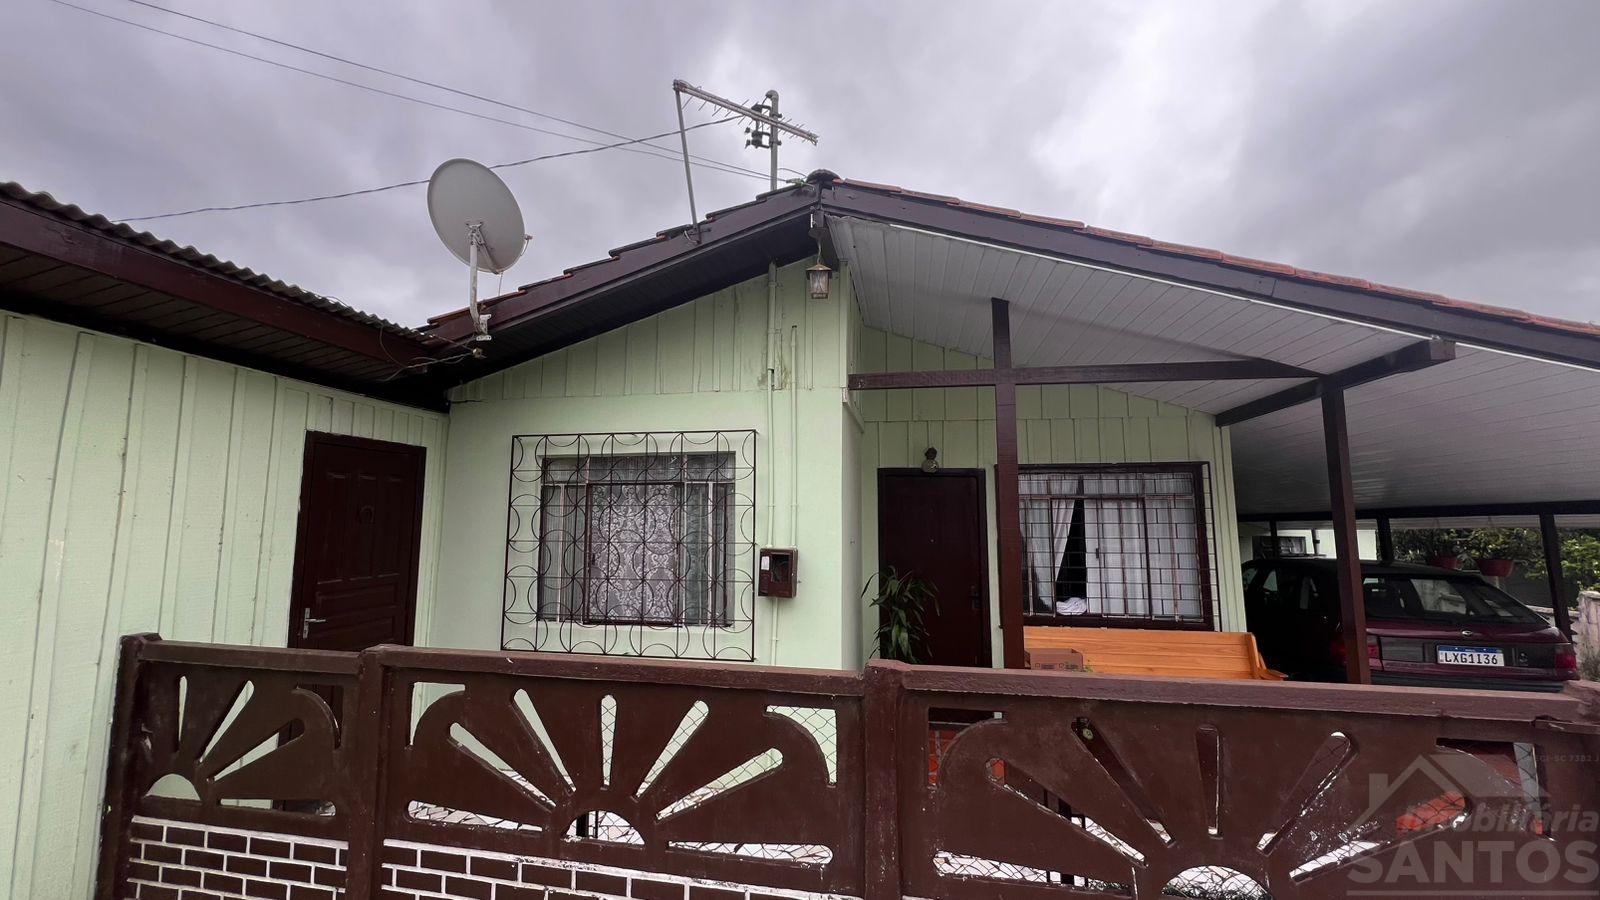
[809,177,1600,519]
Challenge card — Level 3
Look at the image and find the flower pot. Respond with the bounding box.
[1426,554,1460,570]
[1475,557,1514,578]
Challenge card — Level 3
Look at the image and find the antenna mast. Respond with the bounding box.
[671,79,819,226]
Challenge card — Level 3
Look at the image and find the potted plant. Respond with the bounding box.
[1474,557,1515,578]
[864,568,938,664]
[1396,529,1463,569]
[1465,528,1541,579]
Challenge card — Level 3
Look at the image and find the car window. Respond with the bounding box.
[1361,575,1542,624]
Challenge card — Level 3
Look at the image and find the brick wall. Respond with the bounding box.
[380,840,859,900]
[125,815,346,900]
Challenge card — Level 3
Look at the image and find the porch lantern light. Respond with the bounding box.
[921,446,940,474]
[806,261,833,299]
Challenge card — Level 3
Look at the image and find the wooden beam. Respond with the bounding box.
[847,358,1315,392]
[1240,499,1600,522]
[991,298,1026,670]
[1540,512,1574,638]
[1323,389,1371,685]
[1376,516,1395,563]
[1215,339,1456,427]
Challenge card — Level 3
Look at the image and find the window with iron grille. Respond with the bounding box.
[1020,463,1215,629]
[537,454,734,626]
[503,431,757,660]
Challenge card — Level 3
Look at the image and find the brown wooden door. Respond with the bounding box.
[288,432,425,651]
[877,470,992,667]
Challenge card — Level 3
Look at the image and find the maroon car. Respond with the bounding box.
[1243,559,1578,691]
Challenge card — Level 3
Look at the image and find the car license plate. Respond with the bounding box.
[1437,646,1504,666]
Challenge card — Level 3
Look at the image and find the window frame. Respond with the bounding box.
[1017,461,1216,631]
[534,453,736,629]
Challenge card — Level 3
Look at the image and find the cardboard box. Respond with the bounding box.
[1025,648,1087,671]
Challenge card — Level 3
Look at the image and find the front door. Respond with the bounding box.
[877,470,991,667]
[288,432,426,651]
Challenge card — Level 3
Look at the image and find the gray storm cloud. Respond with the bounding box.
[3,0,1595,326]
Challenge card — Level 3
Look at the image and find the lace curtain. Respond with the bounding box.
[537,454,733,625]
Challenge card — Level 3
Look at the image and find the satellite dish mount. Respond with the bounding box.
[427,158,528,346]
[465,221,492,341]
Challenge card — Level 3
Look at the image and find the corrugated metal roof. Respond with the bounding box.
[1,181,432,342]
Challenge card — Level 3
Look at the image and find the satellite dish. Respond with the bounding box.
[426,158,528,342]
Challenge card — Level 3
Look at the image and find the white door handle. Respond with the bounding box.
[301,609,327,640]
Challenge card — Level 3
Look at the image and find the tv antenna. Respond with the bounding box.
[427,158,529,346]
[671,79,819,227]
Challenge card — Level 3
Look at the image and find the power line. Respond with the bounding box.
[45,0,769,183]
[117,0,766,180]
[120,117,740,222]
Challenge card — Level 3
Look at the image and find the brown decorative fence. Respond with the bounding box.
[98,635,1600,900]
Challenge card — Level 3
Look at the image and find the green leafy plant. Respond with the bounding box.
[1464,528,1543,564]
[865,567,938,664]
[1393,528,1468,564]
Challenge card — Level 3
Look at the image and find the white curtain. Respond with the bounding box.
[1145,478,1202,619]
[1089,496,1149,617]
[1020,469,1203,621]
[1023,497,1078,615]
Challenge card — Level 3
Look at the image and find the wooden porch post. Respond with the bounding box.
[1322,389,1371,684]
[1376,516,1395,563]
[991,298,1026,668]
[1540,512,1574,638]
[1268,520,1280,558]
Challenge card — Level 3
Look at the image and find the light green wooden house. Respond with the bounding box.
[6,172,1600,897]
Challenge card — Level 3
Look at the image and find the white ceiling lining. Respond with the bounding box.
[831,215,1418,414]
[831,214,1600,516]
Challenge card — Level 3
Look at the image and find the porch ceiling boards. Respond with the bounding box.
[829,214,1600,518]
[829,215,1419,414]
[1231,346,1600,515]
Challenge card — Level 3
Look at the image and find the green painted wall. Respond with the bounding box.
[434,260,861,668]
[0,312,447,900]
[849,314,1248,666]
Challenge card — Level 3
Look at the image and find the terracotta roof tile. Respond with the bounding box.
[1218,254,1300,277]
[1149,240,1225,261]
[1081,225,1155,247]
[1019,213,1087,229]
[953,200,1024,217]
[1297,270,1373,290]
[841,179,905,193]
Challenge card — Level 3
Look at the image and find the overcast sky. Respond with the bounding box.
[4,0,1596,328]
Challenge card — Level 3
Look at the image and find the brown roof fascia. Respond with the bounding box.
[427,184,821,344]
[0,197,436,366]
[819,180,1600,370]
[0,286,448,411]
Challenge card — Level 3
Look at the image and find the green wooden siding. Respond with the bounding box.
[435,261,861,669]
[0,312,446,900]
[850,320,1248,664]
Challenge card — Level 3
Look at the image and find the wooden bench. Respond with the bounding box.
[1025,626,1286,680]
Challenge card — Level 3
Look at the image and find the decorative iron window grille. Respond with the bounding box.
[504,431,757,660]
[1019,463,1217,629]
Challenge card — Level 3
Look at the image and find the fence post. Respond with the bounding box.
[863,661,906,900]
[93,633,157,900]
[345,645,396,900]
